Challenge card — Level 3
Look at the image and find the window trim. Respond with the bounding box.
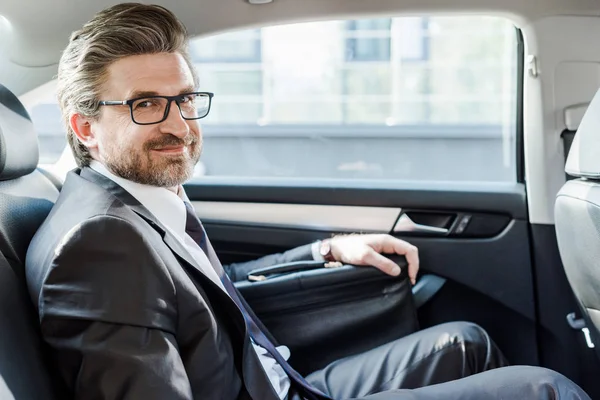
[515,28,525,184]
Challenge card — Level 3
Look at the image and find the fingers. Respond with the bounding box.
[403,244,419,285]
[362,250,402,277]
[386,236,419,285]
[331,233,420,284]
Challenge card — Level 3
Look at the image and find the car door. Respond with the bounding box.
[182,14,541,376]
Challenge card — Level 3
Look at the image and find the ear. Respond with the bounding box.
[69,113,98,150]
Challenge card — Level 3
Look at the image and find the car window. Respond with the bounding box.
[25,15,519,182]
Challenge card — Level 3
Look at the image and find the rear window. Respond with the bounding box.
[28,15,519,183]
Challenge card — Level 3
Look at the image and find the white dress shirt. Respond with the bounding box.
[89,161,291,399]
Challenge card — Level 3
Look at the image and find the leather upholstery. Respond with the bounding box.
[556,180,600,355]
[0,171,58,267]
[0,84,39,181]
[0,85,61,399]
[0,251,59,399]
[557,86,600,356]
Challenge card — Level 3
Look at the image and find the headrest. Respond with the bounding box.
[566,88,600,179]
[0,85,39,181]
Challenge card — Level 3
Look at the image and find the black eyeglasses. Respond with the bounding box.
[98,92,214,125]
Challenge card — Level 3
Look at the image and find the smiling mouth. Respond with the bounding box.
[152,146,186,154]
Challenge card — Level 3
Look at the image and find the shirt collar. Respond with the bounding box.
[89,161,188,240]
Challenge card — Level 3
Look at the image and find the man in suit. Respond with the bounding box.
[25,3,591,399]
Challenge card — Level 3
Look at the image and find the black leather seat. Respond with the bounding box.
[556,87,600,358]
[0,84,61,399]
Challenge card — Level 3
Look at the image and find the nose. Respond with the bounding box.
[159,99,189,138]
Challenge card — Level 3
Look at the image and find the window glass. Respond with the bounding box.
[193,16,519,182]
[346,18,392,62]
[190,30,262,63]
[28,15,519,182]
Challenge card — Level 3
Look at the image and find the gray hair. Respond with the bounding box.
[56,3,199,167]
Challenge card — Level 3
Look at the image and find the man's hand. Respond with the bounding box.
[328,234,419,285]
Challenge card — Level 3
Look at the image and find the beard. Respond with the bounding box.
[103,133,202,187]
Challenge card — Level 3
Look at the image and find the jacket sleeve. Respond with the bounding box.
[223,243,316,282]
[38,215,193,400]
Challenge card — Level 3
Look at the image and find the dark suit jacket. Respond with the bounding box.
[25,167,314,400]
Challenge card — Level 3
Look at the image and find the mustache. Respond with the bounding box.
[144,134,199,151]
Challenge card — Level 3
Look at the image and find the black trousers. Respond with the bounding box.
[289,322,590,400]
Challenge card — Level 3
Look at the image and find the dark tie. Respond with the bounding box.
[183,202,330,400]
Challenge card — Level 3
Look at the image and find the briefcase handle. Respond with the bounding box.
[247,260,343,282]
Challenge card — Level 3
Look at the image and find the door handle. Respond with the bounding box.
[393,214,449,234]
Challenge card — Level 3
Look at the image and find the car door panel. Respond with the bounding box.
[185,180,537,368]
[185,180,526,217]
[191,201,401,233]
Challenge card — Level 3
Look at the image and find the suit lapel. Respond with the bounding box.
[161,232,207,276]
[78,168,249,332]
[78,167,280,400]
[78,167,216,281]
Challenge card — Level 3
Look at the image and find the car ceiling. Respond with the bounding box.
[1,0,600,92]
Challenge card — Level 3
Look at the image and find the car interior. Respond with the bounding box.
[2,0,600,399]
